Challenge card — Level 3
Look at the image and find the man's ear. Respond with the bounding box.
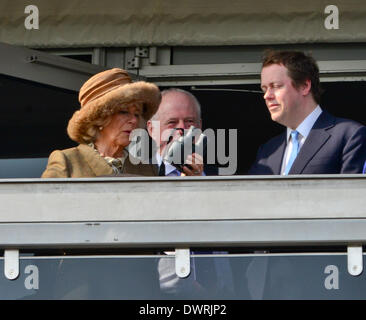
[146,120,153,137]
[301,79,312,96]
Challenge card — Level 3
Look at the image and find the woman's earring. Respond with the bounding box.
[99,126,103,131]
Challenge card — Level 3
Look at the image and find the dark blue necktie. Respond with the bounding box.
[158,162,166,176]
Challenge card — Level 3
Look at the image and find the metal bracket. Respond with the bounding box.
[126,57,141,69]
[127,47,151,69]
[135,47,149,58]
[347,245,363,276]
[175,248,190,278]
[4,250,19,280]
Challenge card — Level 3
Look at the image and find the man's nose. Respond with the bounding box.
[176,120,187,132]
[174,128,184,136]
[263,88,273,100]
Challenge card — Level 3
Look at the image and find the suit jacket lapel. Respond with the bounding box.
[123,156,156,176]
[270,134,287,174]
[152,164,159,176]
[289,111,335,174]
[78,144,114,176]
[147,157,159,175]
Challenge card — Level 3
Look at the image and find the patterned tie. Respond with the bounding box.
[284,130,300,175]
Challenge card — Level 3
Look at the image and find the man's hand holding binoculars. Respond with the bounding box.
[162,126,207,176]
[182,153,204,176]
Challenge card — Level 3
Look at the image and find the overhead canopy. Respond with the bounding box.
[0,0,365,48]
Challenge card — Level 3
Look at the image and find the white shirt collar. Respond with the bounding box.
[286,105,322,141]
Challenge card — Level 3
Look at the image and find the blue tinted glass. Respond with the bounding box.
[0,254,364,299]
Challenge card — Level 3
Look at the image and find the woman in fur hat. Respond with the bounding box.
[41,68,161,178]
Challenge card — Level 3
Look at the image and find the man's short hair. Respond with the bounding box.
[151,88,202,121]
[262,50,323,104]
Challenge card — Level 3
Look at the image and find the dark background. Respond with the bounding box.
[0,74,365,175]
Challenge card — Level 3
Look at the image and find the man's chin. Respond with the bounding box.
[270,113,285,126]
[270,112,279,122]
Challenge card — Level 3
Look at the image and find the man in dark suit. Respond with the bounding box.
[147,88,218,176]
[249,50,366,175]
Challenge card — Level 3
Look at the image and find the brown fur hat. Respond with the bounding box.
[67,68,161,144]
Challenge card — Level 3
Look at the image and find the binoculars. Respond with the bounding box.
[162,126,207,172]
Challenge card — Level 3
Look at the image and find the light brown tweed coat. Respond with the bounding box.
[41,144,156,178]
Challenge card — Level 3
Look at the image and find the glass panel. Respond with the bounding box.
[0,158,48,178]
[0,254,364,300]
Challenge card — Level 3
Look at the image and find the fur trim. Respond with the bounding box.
[67,81,161,144]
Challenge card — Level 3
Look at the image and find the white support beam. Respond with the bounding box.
[347,245,363,276]
[175,249,191,278]
[4,250,19,280]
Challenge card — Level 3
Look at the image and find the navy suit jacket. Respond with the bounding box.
[249,111,366,174]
